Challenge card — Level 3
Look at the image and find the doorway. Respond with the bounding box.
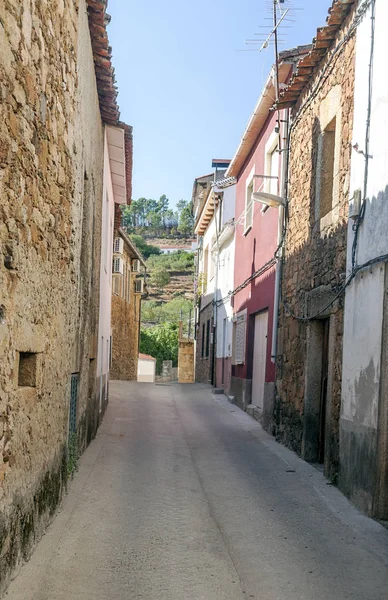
[303,317,332,464]
[222,318,227,385]
[252,311,268,409]
[318,318,330,463]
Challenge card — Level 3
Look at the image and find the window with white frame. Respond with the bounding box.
[209,237,216,281]
[265,131,279,197]
[203,245,209,291]
[244,177,254,233]
[126,267,131,302]
[233,311,247,365]
[112,274,121,296]
[122,267,126,299]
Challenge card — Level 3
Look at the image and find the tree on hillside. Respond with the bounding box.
[130,235,160,259]
[177,200,194,236]
[121,195,193,237]
[149,267,170,289]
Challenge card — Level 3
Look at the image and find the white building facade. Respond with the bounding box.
[340,0,388,518]
[97,126,128,414]
[213,182,236,394]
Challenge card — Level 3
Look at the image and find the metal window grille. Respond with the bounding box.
[69,373,79,435]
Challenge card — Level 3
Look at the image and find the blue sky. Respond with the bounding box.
[108,0,331,207]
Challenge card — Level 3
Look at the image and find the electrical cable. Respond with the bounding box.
[281,252,388,323]
[276,0,374,323]
[209,1,374,317]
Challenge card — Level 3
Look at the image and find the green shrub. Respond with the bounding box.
[140,323,179,373]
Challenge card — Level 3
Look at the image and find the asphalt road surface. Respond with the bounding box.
[5,381,388,600]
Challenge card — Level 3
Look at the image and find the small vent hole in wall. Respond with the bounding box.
[18,352,38,387]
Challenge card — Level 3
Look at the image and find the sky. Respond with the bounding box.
[108,0,332,207]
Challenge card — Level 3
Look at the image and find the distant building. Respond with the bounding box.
[111,225,146,381]
[160,245,195,255]
[193,173,218,384]
[138,353,156,383]
[193,161,235,386]
[213,179,236,395]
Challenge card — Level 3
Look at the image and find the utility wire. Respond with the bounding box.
[281,253,388,323]
[214,0,374,315]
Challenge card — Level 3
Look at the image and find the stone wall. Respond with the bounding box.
[111,278,141,381]
[275,13,356,481]
[178,340,194,383]
[0,0,103,591]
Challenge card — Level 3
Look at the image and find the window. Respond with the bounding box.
[113,237,124,254]
[103,190,109,274]
[126,268,131,302]
[209,239,215,281]
[268,146,279,195]
[203,245,209,292]
[233,312,246,365]
[112,274,121,296]
[264,131,279,200]
[201,323,205,357]
[18,352,38,387]
[319,117,336,219]
[244,179,253,233]
[122,267,126,299]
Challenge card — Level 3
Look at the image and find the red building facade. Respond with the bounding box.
[226,58,299,428]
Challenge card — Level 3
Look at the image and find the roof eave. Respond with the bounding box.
[276,0,356,109]
[226,62,291,179]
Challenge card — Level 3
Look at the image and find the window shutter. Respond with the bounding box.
[113,237,124,254]
[234,313,246,364]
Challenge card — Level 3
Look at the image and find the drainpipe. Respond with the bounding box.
[271,107,289,363]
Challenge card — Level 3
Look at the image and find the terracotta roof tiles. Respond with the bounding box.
[87,0,133,205]
[277,0,356,108]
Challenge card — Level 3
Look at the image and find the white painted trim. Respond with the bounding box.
[264,129,279,195]
[244,166,255,235]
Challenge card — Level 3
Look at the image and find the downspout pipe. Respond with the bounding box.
[271,107,289,362]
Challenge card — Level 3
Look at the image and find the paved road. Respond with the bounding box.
[5,382,388,600]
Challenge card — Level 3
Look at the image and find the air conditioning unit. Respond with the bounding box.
[113,237,124,254]
[132,259,141,272]
[135,279,144,294]
[113,256,124,275]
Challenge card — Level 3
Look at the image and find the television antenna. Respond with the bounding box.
[238,0,303,103]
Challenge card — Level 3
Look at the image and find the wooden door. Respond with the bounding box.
[252,311,268,409]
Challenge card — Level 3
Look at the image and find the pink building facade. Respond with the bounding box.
[226,61,294,427]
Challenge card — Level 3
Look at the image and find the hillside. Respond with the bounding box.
[145,239,194,305]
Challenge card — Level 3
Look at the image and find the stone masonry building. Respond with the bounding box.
[274,0,356,483]
[0,0,132,591]
[111,222,146,381]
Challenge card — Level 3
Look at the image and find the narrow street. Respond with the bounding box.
[6,382,388,600]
